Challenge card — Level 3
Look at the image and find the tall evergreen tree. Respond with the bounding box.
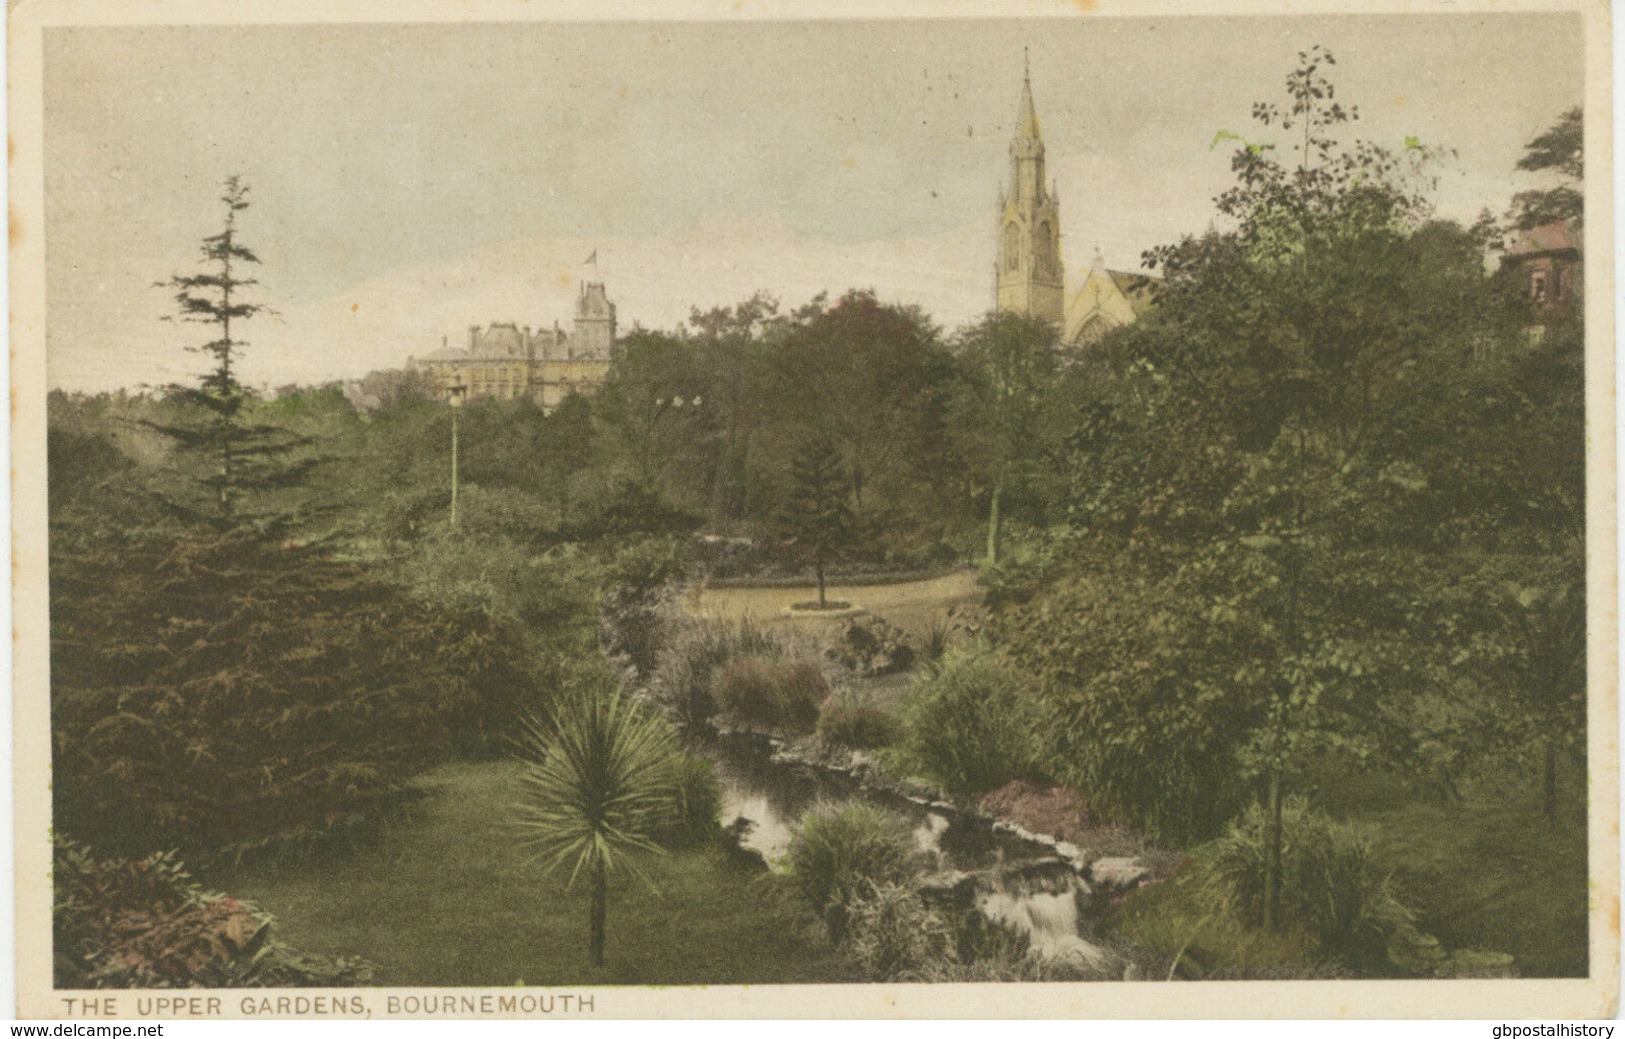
[149,176,318,532]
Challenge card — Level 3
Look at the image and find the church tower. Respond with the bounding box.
[995,56,1064,327]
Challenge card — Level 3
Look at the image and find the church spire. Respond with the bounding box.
[996,54,1063,329]
[1017,48,1042,143]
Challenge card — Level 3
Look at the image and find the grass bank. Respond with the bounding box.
[211,760,856,986]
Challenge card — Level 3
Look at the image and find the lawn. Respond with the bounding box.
[210,760,858,986]
[687,569,983,647]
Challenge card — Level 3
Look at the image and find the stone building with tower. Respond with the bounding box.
[995,61,1157,346]
[411,280,618,408]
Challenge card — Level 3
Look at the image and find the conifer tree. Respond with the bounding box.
[149,176,317,532]
[780,436,853,609]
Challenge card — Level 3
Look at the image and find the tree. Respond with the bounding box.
[951,312,1064,566]
[1509,107,1582,231]
[50,531,527,853]
[996,48,1547,935]
[778,435,854,609]
[149,176,318,532]
[751,291,950,533]
[516,682,683,969]
[685,291,787,522]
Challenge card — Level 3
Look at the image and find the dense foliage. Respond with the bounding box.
[51,532,530,855]
[54,838,372,988]
[988,54,1585,851]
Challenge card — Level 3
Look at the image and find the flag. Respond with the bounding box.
[583,249,597,266]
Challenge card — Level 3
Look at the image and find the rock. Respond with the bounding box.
[1054,840,1083,862]
[1090,856,1151,892]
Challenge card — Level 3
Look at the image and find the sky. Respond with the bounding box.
[41,11,1585,392]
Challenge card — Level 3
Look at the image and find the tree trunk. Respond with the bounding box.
[815,547,827,609]
[589,858,607,968]
[1543,738,1558,822]
[986,482,1003,567]
[1263,769,1283,932]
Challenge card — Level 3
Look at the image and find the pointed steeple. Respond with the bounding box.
[996,52,1063,329]
[1017,48,1042,142]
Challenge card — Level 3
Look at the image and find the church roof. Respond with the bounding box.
[1107,270,1160,315]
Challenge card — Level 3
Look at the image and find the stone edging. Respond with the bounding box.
[726,727,1156,899]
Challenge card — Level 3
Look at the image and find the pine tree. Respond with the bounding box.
[780,435,853,609]
[149,176,318,532]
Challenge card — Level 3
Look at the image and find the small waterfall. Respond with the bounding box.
[972,862,1112,968]
[912,812,950,869]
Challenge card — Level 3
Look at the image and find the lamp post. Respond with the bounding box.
[448,377,467,526]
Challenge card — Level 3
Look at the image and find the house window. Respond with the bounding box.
[1552,268,1564,300]
[1531,271,1548,302]
[1005,223,1021,271]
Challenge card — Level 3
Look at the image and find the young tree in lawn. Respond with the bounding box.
[516,682,682,969]
[779,435,854,609]
[149,176,318,532]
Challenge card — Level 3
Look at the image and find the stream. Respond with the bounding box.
[699,730,1120,971]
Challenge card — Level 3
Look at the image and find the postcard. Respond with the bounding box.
[10,0,1617,1020]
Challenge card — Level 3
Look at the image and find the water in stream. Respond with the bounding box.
[700,731,1113,970]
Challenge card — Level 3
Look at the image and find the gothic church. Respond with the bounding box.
[996,62,1156,346]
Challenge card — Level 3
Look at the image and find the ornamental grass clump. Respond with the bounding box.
[1198,798,1415,972]
[647,616,801,729]
[787,803,919,942]
[816,688,902,750]
[895,649,1055,795]
[714,657,828,735]
[843,881,958,980]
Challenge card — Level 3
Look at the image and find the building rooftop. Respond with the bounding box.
[1504,220,1582,258]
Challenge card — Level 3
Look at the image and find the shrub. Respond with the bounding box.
[771,661,830,733]
[50,532,526,856]
[830,616,915,675]
[787,803,919,941]
[653,752,726,849]
[53,838,372,988]
[1199,798,1415,972]
[1112,798,1419,978]
[817,689,901,750]
[647,616,789,729]
[843,882,957,980]
[895,650,1054,795]
[714,657,828,735]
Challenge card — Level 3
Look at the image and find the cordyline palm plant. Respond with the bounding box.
[515,683,683,969]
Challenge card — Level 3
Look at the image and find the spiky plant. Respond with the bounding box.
[516,683,683,968]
